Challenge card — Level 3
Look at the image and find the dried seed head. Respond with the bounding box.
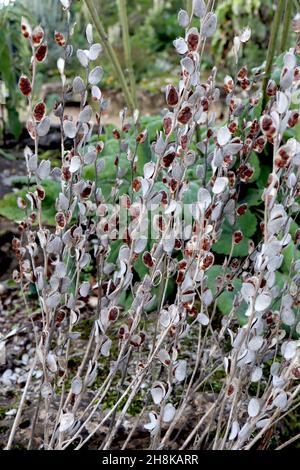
[142,252,154,268]
[200,252,214,270]
[224,75,234,94]
[136,129,148,144]
[233,230,243,244]
[108,307,119,322]
[187,31,199,51]
[54,31,66,47]
[33,102,46,122]
[260,114,274,133]
[122,123,131,133]
[176,270,185,284]
[112,128,121,140]
[240,78,251,91]
[163,115,173,135]
[35,43,48,62]
[177,106,192,124]
[266,79,277,97]
[36,185,46,200]
[275,145,291,169]
[294,228,300,246]
[132,178,142,192]
[237,163,254,182]
[55,212,66,229]
[19,75,32,97]
[237,66,248,80]
[288,111,299,128]
[253,136,266,153]
[162,150,176,168]
[236,203,248,216]
[228,121,238,134]
[166,85,179,107]
[32,26,44,46]
[21,17,32,39]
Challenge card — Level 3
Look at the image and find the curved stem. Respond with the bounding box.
[5,356,37,450]
[84,0,136,113]
[117,0,138,108]
[280,0,293,52]
[262,0,285,109]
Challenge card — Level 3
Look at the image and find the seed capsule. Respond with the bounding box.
[33,102,46,122]
[54,31,66,47]
[19,75,32,97]
[166,85,179,107]
[35,43,48,62]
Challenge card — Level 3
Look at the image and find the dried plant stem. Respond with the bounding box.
[117,0,138,108]
[280,0,293,52]
[276,431,300,450]
[262,0,285,108]
[84,0,136,112]
[179,402,216,450]
[5,355,37,450]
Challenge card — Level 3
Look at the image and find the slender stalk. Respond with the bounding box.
[5,356,37,450]
[280,0,293,52]
[276,431,300,450]
[117,0,138,108]
[84,0,136,112]
[186,0,193,17]
[262,0,285,109]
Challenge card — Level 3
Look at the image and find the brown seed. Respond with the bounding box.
[261,114,274,133]
[108,307,119,322]
[266,79,277,97]
[136,129,148,144]
[32,26,44,46]
[36,185,46,200]
[19,75,32,97]
[33,102,46,122]
[163,116,173,135]
[237,66,248,80]
[288,111,299,128]
[166,85,179,107]
[187,32,199,51]
[132,178,142,192]
[176,270,185,284]
[35,43,48,62]
[112,128,121,140]
[162,151,176,168]
[233,230,243,244]
[55,212,66,229]
[142,251,154,268]
[177,106,192,124]
[236,203,248,216]
[54,31,66,47]
[200,253,214,270]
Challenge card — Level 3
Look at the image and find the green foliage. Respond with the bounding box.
[0,4,31,137]
[0,180,60,225]
[213,211,258,257]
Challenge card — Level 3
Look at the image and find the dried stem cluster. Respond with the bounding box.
[4,0,300,451]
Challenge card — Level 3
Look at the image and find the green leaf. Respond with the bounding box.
[0,181,60,225]
[206,265,247,323]
[213,211,257,256]
[282,243,300,275]
[242,187,263,207]
[248,152,261,183]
